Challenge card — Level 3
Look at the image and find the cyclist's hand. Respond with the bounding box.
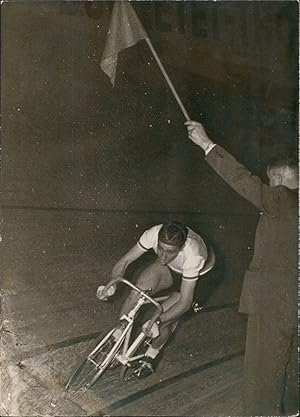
[96,284,116,300]
[142,320,160,339]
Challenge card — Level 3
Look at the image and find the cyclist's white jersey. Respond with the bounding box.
[138,224,207,281]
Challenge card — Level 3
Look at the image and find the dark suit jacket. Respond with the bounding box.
[205,145,297,326]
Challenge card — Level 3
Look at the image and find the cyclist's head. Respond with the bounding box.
[157,222,187,266]
[158,221,188,247]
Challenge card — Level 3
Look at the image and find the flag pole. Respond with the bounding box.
[144,37,191,121]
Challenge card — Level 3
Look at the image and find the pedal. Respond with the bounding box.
[193,302,203,313]
[144,338,152,347]
[132,360,154,379]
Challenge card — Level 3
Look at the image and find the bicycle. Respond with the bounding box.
[65,247,215,396]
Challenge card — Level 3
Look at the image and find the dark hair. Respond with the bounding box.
[158,221,188,247]
[267,155,298,172]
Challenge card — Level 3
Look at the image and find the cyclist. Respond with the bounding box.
[97,221,208,378]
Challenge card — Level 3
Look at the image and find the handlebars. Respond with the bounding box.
[103,277,163,316]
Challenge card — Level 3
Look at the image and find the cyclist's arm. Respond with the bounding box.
[111,243,145,280]
[160,278,197,324]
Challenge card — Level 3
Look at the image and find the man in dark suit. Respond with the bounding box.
[185,120,298,415]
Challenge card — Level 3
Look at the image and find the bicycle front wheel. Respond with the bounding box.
[66,330,122,394]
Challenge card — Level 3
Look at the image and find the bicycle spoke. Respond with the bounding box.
[66,332,125,395]
[67,358,98,392]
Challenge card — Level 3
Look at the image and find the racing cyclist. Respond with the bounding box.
[97,221,208,378]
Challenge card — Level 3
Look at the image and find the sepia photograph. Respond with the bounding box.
[1,1,298,415]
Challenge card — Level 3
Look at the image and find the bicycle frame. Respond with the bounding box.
[101,277,168,367]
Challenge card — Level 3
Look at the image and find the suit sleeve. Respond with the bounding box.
[205,145,280,214]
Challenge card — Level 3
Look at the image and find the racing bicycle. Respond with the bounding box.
[65,248,215,396]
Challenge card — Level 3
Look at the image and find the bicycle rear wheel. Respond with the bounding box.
[66,330,121,394]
